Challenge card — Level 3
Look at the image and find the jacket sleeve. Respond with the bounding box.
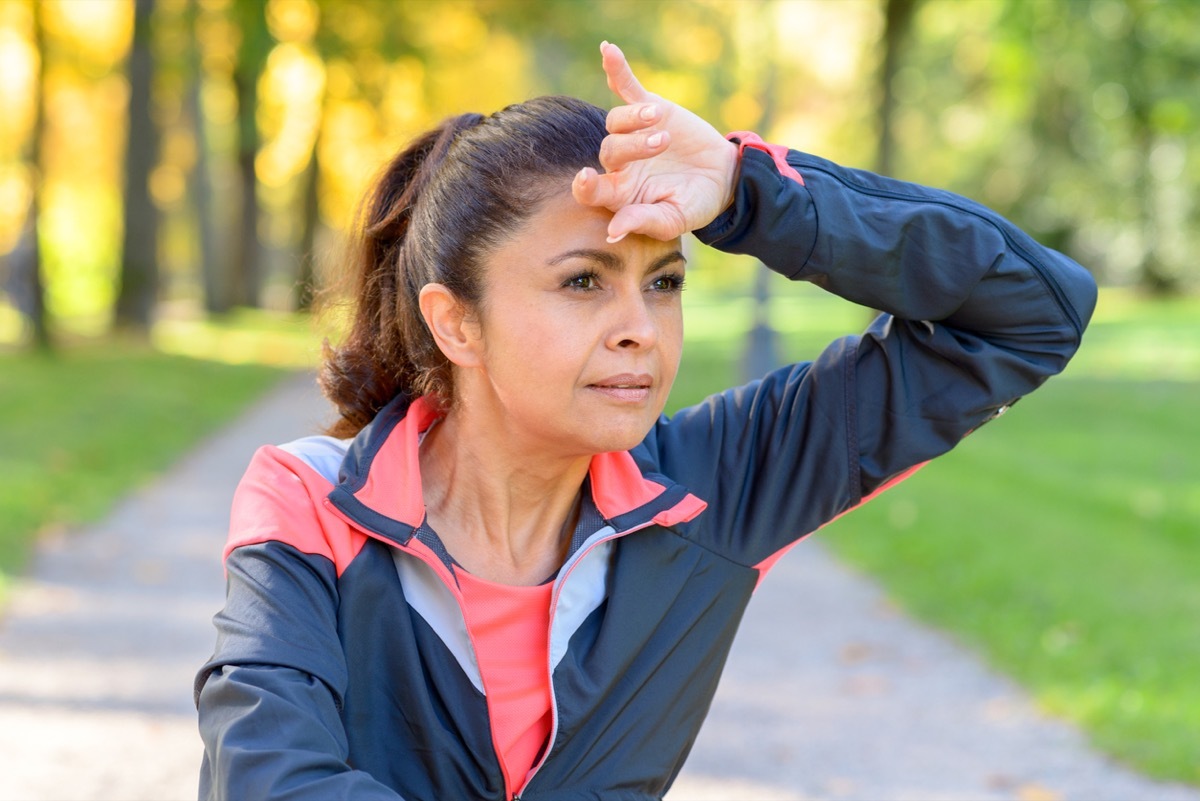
[195,454,406,800]
[648,143,1097,568]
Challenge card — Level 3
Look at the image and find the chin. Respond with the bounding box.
[577,416,657,456]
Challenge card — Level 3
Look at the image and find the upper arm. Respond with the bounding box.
[649,338,859,566]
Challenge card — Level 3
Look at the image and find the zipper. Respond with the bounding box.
[396,543,518,799]
[322,498,518,799]
[324,495,685,801]
[514,520,658,797]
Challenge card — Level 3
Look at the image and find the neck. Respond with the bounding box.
[419,405,591,586]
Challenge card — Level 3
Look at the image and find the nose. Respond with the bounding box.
[606,287,658,351]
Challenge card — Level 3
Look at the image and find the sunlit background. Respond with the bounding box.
[1,0,1196,348]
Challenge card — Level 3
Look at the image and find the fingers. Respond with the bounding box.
[608,204,684,243]
[606,102,660,134]
[598,130,670,173]
[601,41,650,104]
[571,167,623,211]
[573,170,684,242]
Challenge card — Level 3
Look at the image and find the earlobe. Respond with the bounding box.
[419,283,482,368]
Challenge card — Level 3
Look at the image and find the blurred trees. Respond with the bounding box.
[883,0,1199,292]
[0,0,1197,349]
[115,0,158,332]
[14,1,50,349]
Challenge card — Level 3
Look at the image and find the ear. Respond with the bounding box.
[419,283,483,368]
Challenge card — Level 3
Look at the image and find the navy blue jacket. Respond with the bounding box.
[196,143,1097,801]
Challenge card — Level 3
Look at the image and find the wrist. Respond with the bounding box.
[725,131,804,186]
[719,139,740,216]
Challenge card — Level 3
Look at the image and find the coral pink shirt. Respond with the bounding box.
[456,569,554,792]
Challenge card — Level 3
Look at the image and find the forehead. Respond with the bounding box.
[490,193,681,267]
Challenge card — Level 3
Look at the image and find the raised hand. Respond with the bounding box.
[571,41,740,243]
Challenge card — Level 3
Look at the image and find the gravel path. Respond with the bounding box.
[0,373,1194,801]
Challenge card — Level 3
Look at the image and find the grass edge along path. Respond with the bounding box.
[669,284,1200,787]
[0,343,293,600]
[822,376,1200,786]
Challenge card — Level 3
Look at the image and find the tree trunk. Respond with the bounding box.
[1126,3,1178,295]
[294,142,321,311]
[14,0,52,350]
[115,0,160,333]
[876,0,919,176]
[230,0,270,309]
[232,93,261,308]
[185,0,224,314]
[11,215,50,351]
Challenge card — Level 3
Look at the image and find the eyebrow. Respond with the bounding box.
[546,248,686,274]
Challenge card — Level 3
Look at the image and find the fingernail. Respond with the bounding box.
[639,105,657,121]
[647,132,663,148]
[607,232,627,244]
[576,167,589,183]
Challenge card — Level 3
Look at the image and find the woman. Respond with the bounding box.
[196,43,1096,800]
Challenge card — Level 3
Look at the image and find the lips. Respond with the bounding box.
[588,373,654,403]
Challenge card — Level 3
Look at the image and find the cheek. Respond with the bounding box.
[482,301,585,385]
[660,306,684,364]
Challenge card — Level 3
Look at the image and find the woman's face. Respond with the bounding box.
[464,193,685,457]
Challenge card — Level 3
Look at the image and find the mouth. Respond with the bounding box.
[587,373,654,403]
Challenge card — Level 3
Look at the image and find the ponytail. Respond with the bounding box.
[320,114,483,437]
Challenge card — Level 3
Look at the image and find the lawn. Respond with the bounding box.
[0,310,319,595]
[669,277,1200,785]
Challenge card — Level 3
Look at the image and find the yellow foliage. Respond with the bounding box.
[43,0,132,70]
[266,0,319,44]
[410,3,489,57]
[42,69,125,188]
[201,79,238,126]
[0,27,38,149]
[321,98,388,230]
[0,1,32,31]
[719,91,762,133]
[661,9,724,69]
[635,68,708,117]
[324,58,358,101]
[257,43,325,188]
[41,181,121,331]
[197,5,239,75]
[382,58,427,134]
[149,162,187,208]
[424,31,530,119]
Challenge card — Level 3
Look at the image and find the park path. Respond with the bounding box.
[0,372,1195,801]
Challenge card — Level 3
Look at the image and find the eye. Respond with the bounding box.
[649,273,686,293]
[563,271,601,291]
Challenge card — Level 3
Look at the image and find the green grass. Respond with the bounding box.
[669,280,1200,785]
[823,378,1200,782]
[0,340,291,595]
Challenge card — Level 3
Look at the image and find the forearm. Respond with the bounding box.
[199,665,406,801]
[692,142,1098,499]
[696,144,1097,360]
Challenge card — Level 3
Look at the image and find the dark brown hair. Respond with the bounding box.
[320,96,609,437]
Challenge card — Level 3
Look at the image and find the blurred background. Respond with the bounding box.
[0,0,1196,790]
[2,0,1198,346]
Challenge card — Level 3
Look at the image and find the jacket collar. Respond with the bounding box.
[326,394,707,547]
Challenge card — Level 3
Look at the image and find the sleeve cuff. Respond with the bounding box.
[726,131,805,186]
